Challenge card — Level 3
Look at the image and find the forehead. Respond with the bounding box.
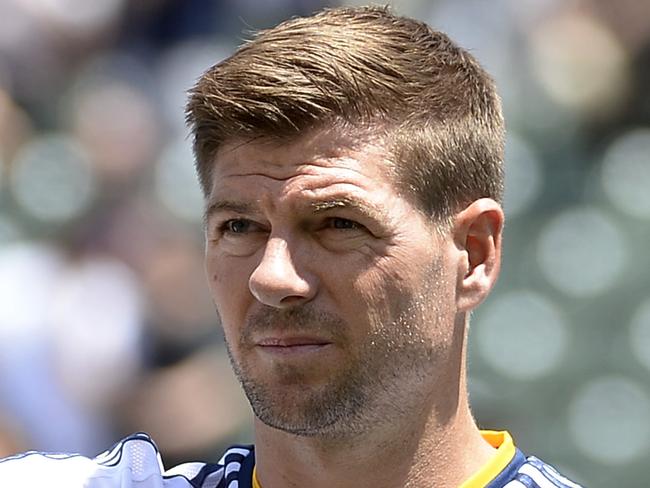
[209,130,396,191]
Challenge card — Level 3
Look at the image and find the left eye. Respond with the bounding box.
[328,218,362,230]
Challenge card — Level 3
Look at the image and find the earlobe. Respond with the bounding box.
[453,199,504,312]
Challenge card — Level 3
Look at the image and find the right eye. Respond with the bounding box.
[208,218,266,256]
[222,219,253,234]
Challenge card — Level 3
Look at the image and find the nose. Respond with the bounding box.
[249,236,317,308]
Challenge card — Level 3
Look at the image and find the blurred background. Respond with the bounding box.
[0,0,648,486]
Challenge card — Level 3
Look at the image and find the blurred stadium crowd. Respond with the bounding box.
[0,0,648,487]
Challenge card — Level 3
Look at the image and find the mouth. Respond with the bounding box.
[255,336,334,356]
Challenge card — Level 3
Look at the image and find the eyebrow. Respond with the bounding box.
[309,197,385,221]
[204,196,386,225]
[203,200,256,226]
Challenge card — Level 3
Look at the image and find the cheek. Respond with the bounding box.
[351,251,451,329]
[360,252,417,298]
[205,254,255,331]
[205,254,228,300]
[347,262,411,330]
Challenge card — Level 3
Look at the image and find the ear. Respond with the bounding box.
[451,198,504,312]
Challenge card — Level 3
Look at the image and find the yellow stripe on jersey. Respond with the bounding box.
[459,430,516,488]
[252,430,515,488]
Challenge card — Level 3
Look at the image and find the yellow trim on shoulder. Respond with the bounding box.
[252,465,262,488]
[459,430,516,488]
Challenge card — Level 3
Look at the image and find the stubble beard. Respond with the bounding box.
[225,267,451,440]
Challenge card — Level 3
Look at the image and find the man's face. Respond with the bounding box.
[205,131,462,438]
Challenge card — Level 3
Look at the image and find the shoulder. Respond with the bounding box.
[0,433,255,488]
[502,455,584,488]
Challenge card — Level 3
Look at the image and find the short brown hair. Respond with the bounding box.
[186,5,504,222]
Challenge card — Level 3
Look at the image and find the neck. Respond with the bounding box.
[253,382,494,488]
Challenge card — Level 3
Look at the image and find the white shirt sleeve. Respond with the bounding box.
[0,433,205,488]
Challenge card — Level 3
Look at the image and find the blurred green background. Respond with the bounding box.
[0,1,649,487]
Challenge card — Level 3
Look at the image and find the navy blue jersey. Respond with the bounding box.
[0,432,583,487]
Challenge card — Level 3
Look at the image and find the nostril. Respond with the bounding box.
[279,295,309,307]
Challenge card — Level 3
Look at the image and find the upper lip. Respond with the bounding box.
[256,336,333,347]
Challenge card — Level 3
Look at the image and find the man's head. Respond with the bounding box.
[186,6,505,439]
[186,5,505,226]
